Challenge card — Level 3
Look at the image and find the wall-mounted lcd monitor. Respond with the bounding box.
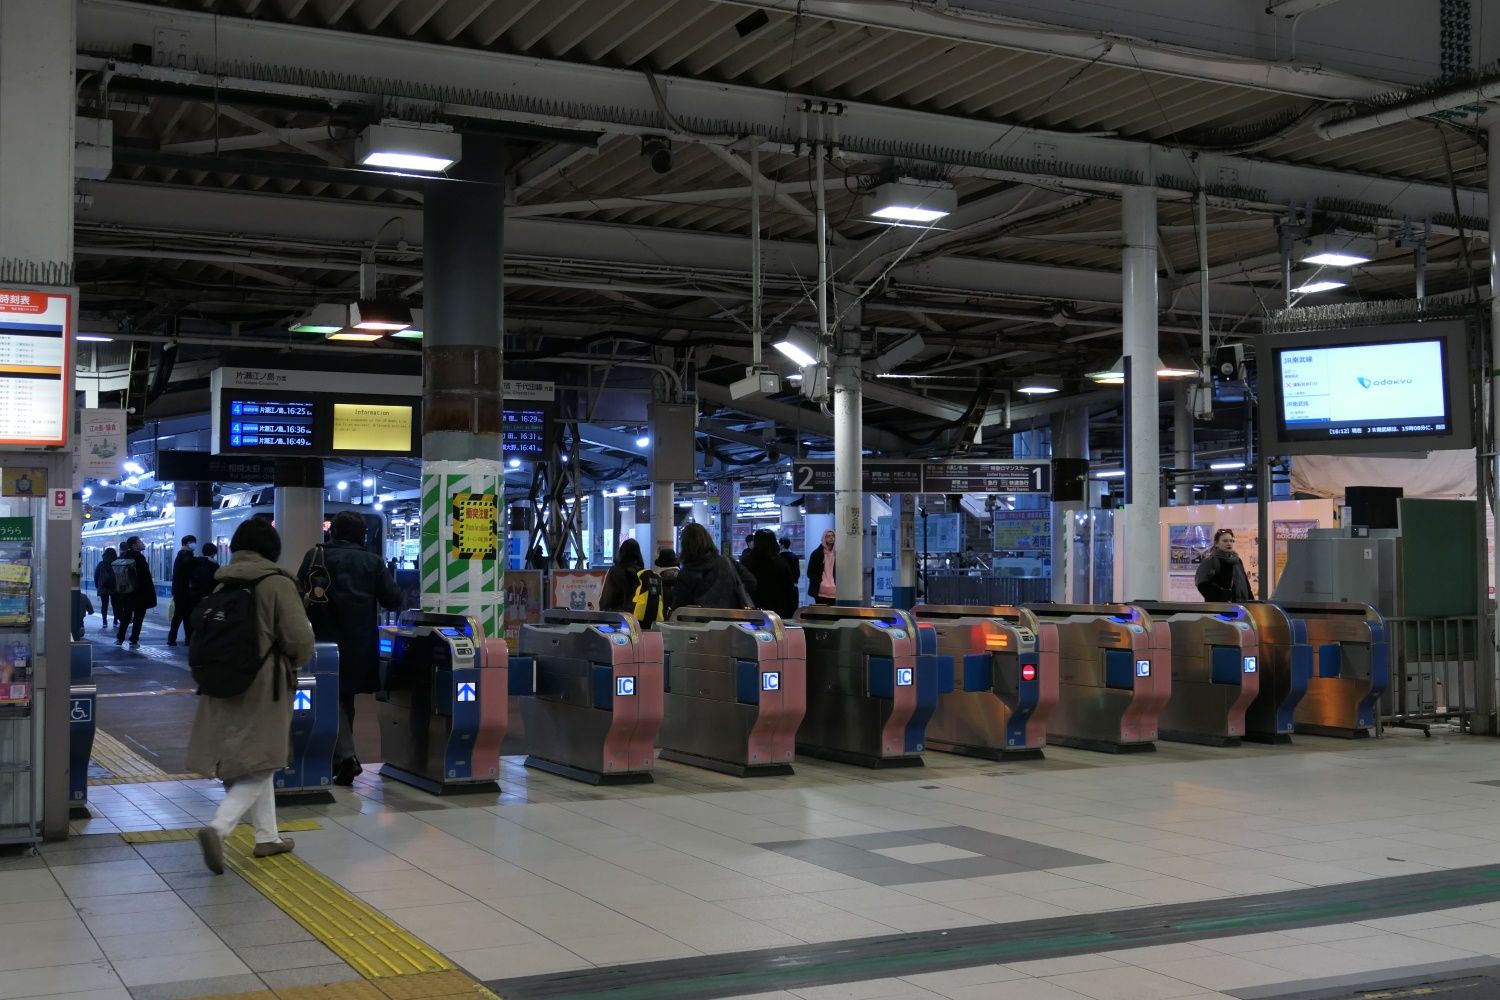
[221,392,319,454]
[503,406,550,457]
[1258,320,1472,456]
[331,401,417,454]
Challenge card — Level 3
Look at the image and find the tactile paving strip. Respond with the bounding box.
[121,819,323,844]
[88,729,200,785]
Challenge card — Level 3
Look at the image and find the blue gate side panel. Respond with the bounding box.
[932,654,955,694]
[1209,645,1243,686]
[591,664,616,710]
[907,655,941,752]
[961,652,993,692]
[1006,652,1042,746]
[736,659,761,705]
[1278,644,1313,732]
[1103,648,1135,690]
[1317,643,1342,679]
[867,655,895,699]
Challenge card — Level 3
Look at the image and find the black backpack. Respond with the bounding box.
[111,557,138,596]
[188,574,283,700]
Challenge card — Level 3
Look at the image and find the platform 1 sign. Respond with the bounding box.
[791,459,1050,495]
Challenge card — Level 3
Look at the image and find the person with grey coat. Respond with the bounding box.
[190,517,315,874]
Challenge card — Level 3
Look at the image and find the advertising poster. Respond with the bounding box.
[1167,523,1214,602]
[873,558,894,603]
[992,510,1051,579]
[0,467,45,498]
[551,569,607,612]
[503,569,543,644]
[920,513,962,554]
[79,409,126,479]
[1273,519,1320,588]
[449,491,499,560]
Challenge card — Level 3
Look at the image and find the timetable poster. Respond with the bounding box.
[0,289,70,447]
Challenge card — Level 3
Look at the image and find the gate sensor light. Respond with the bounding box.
[1297,233,1376,268]
[866,179,956,224]
[357,121,461,173]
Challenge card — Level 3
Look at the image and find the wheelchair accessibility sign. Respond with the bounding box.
[69,699,91,723]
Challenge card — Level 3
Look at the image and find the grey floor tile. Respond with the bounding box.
[921,857,1027,879]
[177,882,268,907]
[213,920,316,950]
[125,973,265,1000]
[192,899,286,928]
[256,963,363,990]
[234,941,341,973]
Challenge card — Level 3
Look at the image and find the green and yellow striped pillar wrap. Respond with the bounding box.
[419,458,504,637]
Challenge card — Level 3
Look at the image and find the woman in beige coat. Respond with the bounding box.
[189,517,315,874]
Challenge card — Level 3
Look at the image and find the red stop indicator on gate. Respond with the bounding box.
[1021,664,1037,682]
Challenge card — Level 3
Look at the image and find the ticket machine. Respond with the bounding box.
[655,608,806,776]
[376,611,508,795]
[909,605,1058,759]
[1275,602,1388,738]
[1132,602,1260,746]
[1023,604,1170,752]
[794,606,932,767]
[516,610,664,784]
[1238,603,1313,743]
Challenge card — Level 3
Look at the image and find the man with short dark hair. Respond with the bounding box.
[296,512,402,785]
[778,536,800,583]
[113,536,156,649]
[167,534,197,646]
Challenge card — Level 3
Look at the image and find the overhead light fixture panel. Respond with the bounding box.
[865,178,957,224]
[356,120,461,173]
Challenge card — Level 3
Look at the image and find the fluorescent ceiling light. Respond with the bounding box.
[773,326,820,368]
[350,299,411,332]
[1297,233,1377,268]
[1017,376,1060,395]
[356,121,461,174]
[635,436,651,448]
[336,481,348,490]
[1290,270,1347,294]
[77,334,113,343]
[290,302,349,335]
[1224,483,1241,491]
[1209,460,1247,471]
[326,330,385,342]
[362,478,374,487]
[866,178,957,224]
[392,307,423,339]
[508,458,521,468]
[1093,469,1125,479]
[1088,356,1195,383]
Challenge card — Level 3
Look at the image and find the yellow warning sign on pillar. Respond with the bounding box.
[449,491,498,560]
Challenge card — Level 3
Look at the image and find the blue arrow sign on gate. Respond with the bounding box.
[456,682,477,703]
[292,690,312,712]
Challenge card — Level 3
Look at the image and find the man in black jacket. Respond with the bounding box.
[297,512,403,785]
[167,534,197,646]
[113,535,157,649]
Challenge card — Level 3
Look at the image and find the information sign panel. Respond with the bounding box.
[923,461,1050,495]
[0,289,70,447]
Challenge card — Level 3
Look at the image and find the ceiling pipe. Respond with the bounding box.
[1316,78,1500,140]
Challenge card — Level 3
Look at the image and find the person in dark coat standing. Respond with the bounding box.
[1194,528,1254,603]
[673,523,756,609]
[779,537,801,585]
[744,529,797,619]
[94,547,118,628]
[600,538,645,613]
[296,512,402,785]
[806,528,837,605]
[168,535,198,646]
[113,536,157,648]
[186,542,221,617]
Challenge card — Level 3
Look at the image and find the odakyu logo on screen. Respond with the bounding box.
[1356,376,1414,389]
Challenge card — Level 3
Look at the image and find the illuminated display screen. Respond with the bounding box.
[503,407,548,456]
[1276,339,1451,443]
[226,397,317,450]
[332,402,414,453]
[0,290,70,447]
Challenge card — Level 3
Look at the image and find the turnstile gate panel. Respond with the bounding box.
[656,607,806,776]
[1275,602,1388,738]
[910,605,1058,759]
[517,609,665,783]
[1022,604,1170,752]
[1237,603,1312,742]
[1133,602,1260,746]
[794,606,928,767]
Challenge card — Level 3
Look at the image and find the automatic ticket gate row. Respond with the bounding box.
[1133,602,1260,746]
[1268,602,1387,739]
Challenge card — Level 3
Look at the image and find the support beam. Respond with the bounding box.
[217,106,342,165]
[704,144,843,244]
[511,142,599,197]
[162,124,340,155]
[697,380,905,452]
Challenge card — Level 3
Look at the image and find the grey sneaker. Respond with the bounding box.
[252,837,294,858]
[197,827,224,875]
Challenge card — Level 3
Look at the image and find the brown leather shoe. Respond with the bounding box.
[252,837,294,858]
[197,827,224,875]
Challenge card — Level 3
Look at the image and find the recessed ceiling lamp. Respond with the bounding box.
[356,120,461,173]
[865,178,957,224]
[1289,270,1348,294]
[1297,233,1377,268]
[773,326,820,368]
[1017,376,1061,395]
[1209,460,1247,471]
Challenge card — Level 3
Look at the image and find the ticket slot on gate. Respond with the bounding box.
[377,611,507,795]
[516,609,664,784]
[1274,602,1388,738]
[1132,602,1260,747]
[276,642,339,803]
[794,606,931,768]
[909,605,1058,760]
[1237,604,1312,743]
[656,607,807,777]
[1022,604,1170,753]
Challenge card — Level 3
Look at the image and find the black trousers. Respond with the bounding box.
[116,604,147,644]
[168,597,197,643]
[98,593,115,624]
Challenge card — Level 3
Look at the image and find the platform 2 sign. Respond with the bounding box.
[791,460,1050,495]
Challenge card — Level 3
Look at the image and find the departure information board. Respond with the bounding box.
[503,407,549,457]
[225,397,317,451]
[0,289,71,447]
[332,402,415,453]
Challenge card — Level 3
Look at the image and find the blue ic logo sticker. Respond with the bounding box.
[616,676,636,697]
[895,667,914,686]
[292,690,313,712]
[455,682,477,703]
[762,672,781,692]
[1135,660,1151,678]
[1243,656,1258,674]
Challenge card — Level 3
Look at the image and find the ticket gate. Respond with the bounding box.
[1276,602,1388,738]
[1023,604,1170,752]
[795,606,932,767]
[1239,604,1313,743]
[376,611,508,795]
[516,610,664,784]
[1133,602,1259,746]
[655,608,806,776]
[909,605,1058,760]
[275,642,340,803]
[68,642,96,819]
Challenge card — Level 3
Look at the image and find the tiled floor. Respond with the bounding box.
[10,727,1500,999]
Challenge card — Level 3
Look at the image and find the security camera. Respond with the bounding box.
[641,136,672,174]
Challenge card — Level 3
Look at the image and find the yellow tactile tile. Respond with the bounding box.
[275,983,387,1000]
[373,970,482,999]
[121,819,322,844]
[178,973,501,1000]
[89,729,200,785]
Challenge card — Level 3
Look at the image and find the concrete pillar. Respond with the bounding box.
[651,483,674,563]
[0,0,76,841]
[1121,185,1162,601]
[1482,114,1500,732]
[273,459,324,576]
[1050,409,1090,603]
[419,135,506,635]
[172,482,213,555]
[1173,384,1194,506]
[833,355,863,605]
[892,494,916,610]
[718,481,740,557]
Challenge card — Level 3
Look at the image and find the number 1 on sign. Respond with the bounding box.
[1031,466,1043,492]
